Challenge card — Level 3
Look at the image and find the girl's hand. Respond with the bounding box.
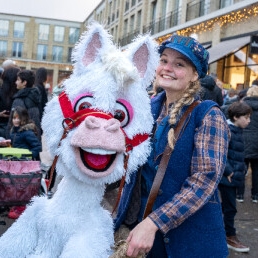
[227,172,234,183]
[126,217,158,257]
[0,139,11,147]
[0,110,10,117]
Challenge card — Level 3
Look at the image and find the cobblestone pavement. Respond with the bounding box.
[1,163,257,257]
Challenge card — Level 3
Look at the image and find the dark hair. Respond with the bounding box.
[1,67,21,107]
[35,67,47,85]
[10,106,30,126]
[252,79,258,86]
[17,70,35,88]
[228,101,252,122]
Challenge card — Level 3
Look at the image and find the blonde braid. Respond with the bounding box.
[167,80,200,150]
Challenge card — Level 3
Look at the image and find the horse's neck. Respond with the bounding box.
[52,176,106,209]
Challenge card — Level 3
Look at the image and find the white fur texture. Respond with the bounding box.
[0,22,159,257]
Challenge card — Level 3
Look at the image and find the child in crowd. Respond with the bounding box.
[219,101,252,253]
[7,106,42,219]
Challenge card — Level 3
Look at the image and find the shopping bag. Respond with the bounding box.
[0,160,42,206]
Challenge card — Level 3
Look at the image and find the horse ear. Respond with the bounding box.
[82,32,102,66]
[127,35,159,87]
[72,23,113,74]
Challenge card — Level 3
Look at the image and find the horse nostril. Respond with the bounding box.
[105,118,120,132]
[85,116,101,129]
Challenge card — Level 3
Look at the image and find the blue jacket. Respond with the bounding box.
[115,91,228,257]
[10,124,42,160]
[220,121,246,187]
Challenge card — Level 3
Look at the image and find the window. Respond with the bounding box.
[37,44,48,60]
[14,21,25,38]
[161,0,167,17]
[132,0,136,7]
[109,2,112,17]
[69,28,80,44]
[38,24,49,40]
[151,1,157,20]
[67,47,73,62]
[52,46,63,62]
[12,42,23,57]
[0,41,7,57]
[54,26,65,42]
[137,10,142,29]
[123,19,128,36]
[130,15,135,31]
[0,20,9,36]
[220,0,233,8]
[125,1,129,12]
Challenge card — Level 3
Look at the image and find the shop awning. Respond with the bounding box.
[202,43,211,49]
[208,36,250,64]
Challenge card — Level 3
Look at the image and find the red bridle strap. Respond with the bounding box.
[58,92,149,150]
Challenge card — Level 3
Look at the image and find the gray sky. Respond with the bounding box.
[0,0,102,22]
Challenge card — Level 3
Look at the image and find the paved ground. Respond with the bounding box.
[1,145,257,257]
[228,172,258,258]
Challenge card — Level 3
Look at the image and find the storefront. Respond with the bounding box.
[208,35,258,90]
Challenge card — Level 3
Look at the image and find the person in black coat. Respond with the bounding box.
[219,101,252,253]
[10,70,41,139]
[199,74,224,106]
[0,67,20,138]
[221,88,239,118]
[35,67,48,122]
[241,86,258,203]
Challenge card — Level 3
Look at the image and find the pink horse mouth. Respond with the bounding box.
[80,148,117,172]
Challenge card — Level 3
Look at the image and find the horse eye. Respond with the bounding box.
[114,110,125,122]
[114,102,130,127]
[74,96,94,112]
[78,102,92,110]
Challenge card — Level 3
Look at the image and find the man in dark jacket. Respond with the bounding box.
[199,74,224,106]
[11,70,41,138]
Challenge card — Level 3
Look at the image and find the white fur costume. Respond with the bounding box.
[0,23,158,258]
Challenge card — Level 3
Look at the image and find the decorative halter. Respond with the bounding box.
[55,91,150,210]
[58,91,149,152]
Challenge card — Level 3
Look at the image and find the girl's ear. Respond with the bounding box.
[192,71,199,82]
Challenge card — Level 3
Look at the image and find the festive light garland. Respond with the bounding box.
[156,4,258,44]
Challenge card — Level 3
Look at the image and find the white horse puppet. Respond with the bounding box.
[0,23,158,257]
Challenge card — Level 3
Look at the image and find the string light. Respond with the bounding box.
[156,3,258,43]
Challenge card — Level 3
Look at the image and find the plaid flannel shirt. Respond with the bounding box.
[149,103,229,234]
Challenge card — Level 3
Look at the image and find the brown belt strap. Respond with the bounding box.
[143,101,199,219]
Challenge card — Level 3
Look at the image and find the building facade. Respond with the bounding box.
[1,0,258,90]
[0,14,84,90]
[86,0,258,89]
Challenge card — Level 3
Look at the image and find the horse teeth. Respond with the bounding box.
[81,148,116,155]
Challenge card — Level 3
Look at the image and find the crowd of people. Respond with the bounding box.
[0,61,50,219]
[1,34,258,257]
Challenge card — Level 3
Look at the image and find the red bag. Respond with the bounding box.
[0,160,42,206]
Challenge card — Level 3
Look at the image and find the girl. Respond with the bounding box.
[115,35,230,257]
[9,106,42,161]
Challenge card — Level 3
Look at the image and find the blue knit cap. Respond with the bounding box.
[158,35,209,79]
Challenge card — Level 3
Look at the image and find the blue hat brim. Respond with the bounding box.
[159,42,202,77]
